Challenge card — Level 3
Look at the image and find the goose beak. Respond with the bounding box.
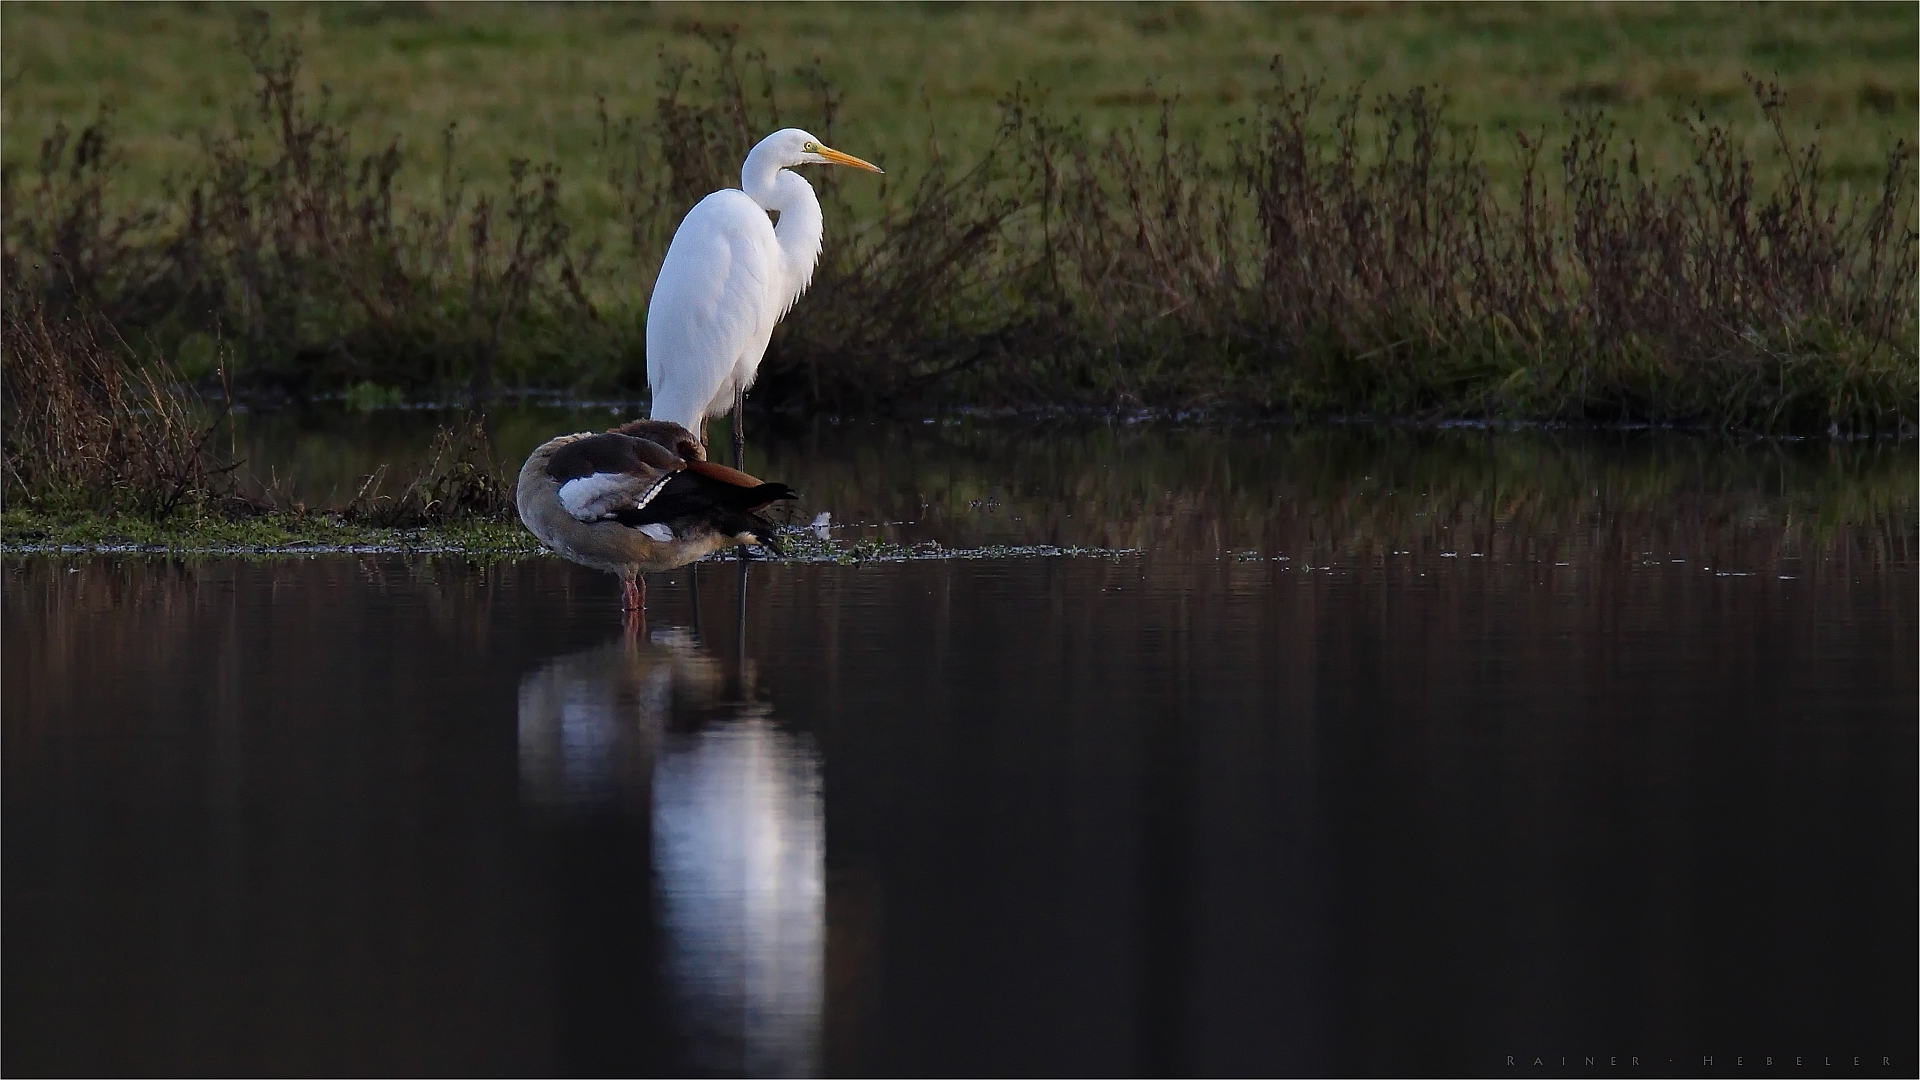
[816,145,884,174]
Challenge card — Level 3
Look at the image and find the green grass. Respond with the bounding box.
[5,1,1915,236]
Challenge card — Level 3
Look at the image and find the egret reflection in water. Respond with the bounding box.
[516,618,824,1076]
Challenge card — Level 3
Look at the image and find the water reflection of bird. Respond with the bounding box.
[516,627,714,811]
[517,625,824,1075]
[516,418,796,613]
[646,129,884,467]
[655,702,824,1076]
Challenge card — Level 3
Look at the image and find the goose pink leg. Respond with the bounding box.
[621,576,645,612]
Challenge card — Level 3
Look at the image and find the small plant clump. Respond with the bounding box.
[339,415,516,527]
[0,285,229,519]
[1,279,524,529]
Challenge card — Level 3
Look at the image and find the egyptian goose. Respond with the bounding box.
[516,419,796,611]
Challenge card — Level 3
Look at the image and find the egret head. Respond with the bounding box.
[754,128,884,174]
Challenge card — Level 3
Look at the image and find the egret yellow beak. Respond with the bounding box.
[816,145,884,174]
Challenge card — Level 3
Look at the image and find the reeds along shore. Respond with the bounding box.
[2,31,1915,452]
[0,288,515,521]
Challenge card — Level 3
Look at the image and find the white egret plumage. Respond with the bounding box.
[646,128,883,466]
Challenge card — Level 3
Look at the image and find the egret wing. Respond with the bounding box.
[646,190,781,427]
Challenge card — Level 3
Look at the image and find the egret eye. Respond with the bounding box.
[804,141,816,152]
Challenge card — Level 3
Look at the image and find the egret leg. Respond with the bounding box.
[732,385,746,469]
[689,563,703,638]
[734,556,749,691]
[733,385,752,563]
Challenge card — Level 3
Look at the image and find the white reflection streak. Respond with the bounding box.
[516,631,824,1076]
[655,714,824,1078]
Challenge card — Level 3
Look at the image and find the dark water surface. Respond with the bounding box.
[5,421,1916,1075]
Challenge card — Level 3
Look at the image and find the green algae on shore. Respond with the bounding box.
[0,509,1135,563]
[0,510,546,559]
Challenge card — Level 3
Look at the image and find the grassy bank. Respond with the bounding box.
[2,6,1914,436]
[0,507,544,557]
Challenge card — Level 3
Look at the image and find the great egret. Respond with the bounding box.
[646,128,884,466]
[517,418,797,613]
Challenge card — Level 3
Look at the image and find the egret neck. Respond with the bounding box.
[741,147,824,317]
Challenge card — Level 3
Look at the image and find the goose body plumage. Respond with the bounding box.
[516,419,796,610]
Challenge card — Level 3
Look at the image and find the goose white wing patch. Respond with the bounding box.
[636,523,675,542]
[557,471,675,523]
[558,472,638,521]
